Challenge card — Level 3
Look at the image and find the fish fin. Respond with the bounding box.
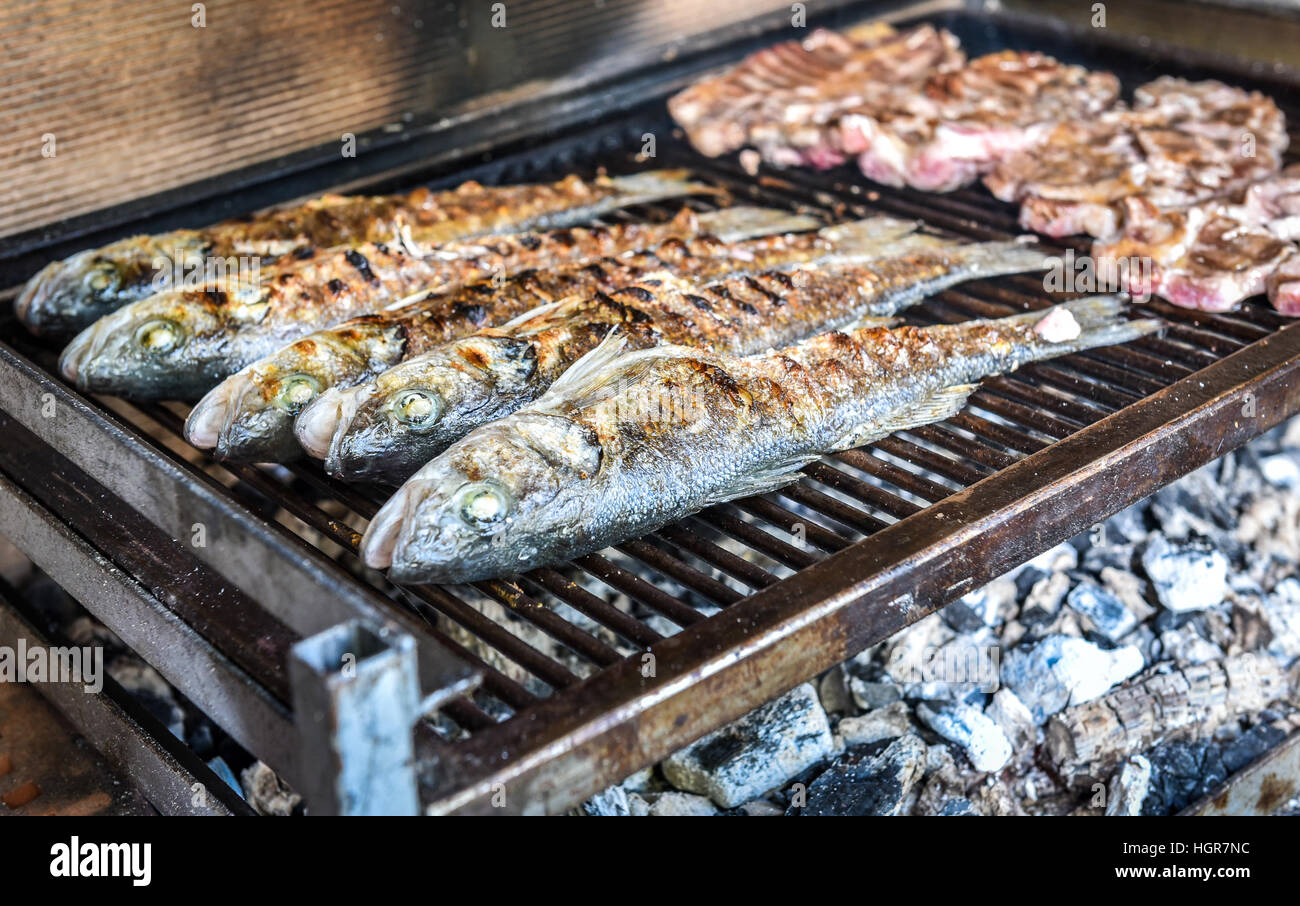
[532,331,701,413]
[694,206,822,241]
[1002,294,1164,355]
[607,169,722,204]
[495,295,584,331]
[708,455,818,502]
[823,237,1056,319]
[829,382,980,453]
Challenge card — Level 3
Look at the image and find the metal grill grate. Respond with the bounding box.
[3,7,1300,813]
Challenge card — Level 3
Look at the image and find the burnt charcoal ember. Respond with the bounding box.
[1000,635,1145,724]
[837,701,912,746]
[1104,755,1152,816]
[581,786,631,817]
[645,792,717,816]
[937,798,978,816]
[917,701,1012,772]
[1141,534,1229,613]
[1221,723,1287,774]
[1140,740,1229,815]
[1067,582,1139,642]
[789,734,926,816]
[848,677,902,711]
[662,682,834,808]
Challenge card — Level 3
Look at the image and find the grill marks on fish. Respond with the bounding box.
[367,297,1161,582]
[21,170,714,339]
[318,235,1052,483]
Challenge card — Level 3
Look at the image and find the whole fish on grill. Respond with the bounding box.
[56,199,777,404]
[185,212,922,462]
[308,236,1050,484]
[18,171,712,340]
[361,295,1161,583]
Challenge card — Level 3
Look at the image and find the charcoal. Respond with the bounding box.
[1140,740,1228,816]
[790,734,925,816]
[1221,723,1287,774]
[1141,534,1229,612]
[1000,635,1144,724]
[662,682,833,808]
[917,701,1012,772]
[1066,582,1138,642]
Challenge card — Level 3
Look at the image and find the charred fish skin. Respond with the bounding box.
[183,206,837,460]
[321,237,1050,484]
[59,203,753,404]
[18,170,714,341]
[364,296,1161,584]
[188,211,915,462]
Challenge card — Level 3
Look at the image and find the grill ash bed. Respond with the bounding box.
[1,2,1299,814]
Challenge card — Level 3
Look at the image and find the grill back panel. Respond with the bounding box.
[0,0,822,243]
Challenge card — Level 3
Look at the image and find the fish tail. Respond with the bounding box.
[607,169,722,205]
[1003,294,1164,359]
[693,206,822,241]
[819,217,921,255]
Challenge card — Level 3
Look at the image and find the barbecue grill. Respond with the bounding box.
[3,0,1300,815]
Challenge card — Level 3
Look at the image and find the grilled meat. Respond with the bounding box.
[838,50,1120,192]
[1092,165,1300,311]
[988,77,1288,238]
[668,24,1118,192]
[669,23,963,163]
[16,171,712,340]
[310,237,1049,484]
[360,296,1160,583]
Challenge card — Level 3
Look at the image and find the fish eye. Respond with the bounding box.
[454,482,510,530]
[133,318,184,354]
[389,389,441,429]
[86,266,121,294]
[274,374,322,414]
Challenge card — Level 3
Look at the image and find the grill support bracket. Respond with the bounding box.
[289,621,422,816]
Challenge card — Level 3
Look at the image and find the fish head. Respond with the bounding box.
[59,290,237,400]
[17,234,207,339]
[362,412,603,583]
[187,334,358,461]
[317,335,539,483]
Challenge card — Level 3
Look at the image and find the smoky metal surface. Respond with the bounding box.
[2,3,1299,814]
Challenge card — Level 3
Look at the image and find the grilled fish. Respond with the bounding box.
[311,237,1050,484]
[18,171,712,340]
[57,200,780,404]
[362,296,1160,583]
[185,212,917,462]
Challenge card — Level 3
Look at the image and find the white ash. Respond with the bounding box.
[1142,534,1229,612]
[837,701,912,747]
[917,701,1013,773]
[1104,755,1152,817]
[1000,635,1145,724]
[590,423,1300,816]
[241,761,302,816]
